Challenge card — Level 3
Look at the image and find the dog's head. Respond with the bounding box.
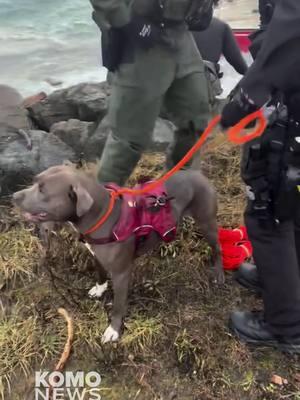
[12,165,94,223]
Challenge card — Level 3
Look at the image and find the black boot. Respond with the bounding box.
[234,262,262,293]
[229,311,300,354]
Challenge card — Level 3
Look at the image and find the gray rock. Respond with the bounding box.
[0,85,32,133]
[83,116,175,161]
[28,82,110,131]
[0,84,175,197]
[50,119,95,157]
[0,106,32,134]
[0,129,75,196]
[0,84,23,107]
[84,116,110,161]
[153,118,175,149]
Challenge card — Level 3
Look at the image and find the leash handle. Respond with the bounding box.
[83,110,267,236]
[228,109,267,144]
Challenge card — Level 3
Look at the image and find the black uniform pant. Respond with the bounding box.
[245,198,300,337]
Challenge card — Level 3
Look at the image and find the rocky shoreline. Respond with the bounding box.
[0,82,175,196]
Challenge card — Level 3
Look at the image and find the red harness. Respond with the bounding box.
[81,182,176,247]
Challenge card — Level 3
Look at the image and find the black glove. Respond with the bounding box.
[122,16,163,50]
[221,89,258,128]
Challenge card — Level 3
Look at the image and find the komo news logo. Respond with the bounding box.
[34,371,101,400]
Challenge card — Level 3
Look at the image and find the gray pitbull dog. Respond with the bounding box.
[13,165,224,343]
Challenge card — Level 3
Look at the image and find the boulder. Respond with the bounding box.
[83,116,111,161]
[153,118,175,149]
[0,85,32,133]
[83,116,175,161]
[0,84,23,107]
[50,119,95,157]
[0,129,75,196]
[0,106,32,134]
[28,82,110,131]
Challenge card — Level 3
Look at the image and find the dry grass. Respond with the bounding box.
[0,136,300,399]
[0,227,40,288]
[121,315,163,354]
[0,305,66,400]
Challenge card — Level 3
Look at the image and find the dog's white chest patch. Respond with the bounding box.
[102,325,120,344]
[88,282,108,299]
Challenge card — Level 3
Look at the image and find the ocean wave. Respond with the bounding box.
[0,0,102,95]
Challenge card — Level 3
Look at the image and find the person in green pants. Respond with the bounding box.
[90,0,217,185]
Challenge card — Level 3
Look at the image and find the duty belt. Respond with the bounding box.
[151,18,186,29]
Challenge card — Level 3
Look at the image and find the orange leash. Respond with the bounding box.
[84,110,267,236]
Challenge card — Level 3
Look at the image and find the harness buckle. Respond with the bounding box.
[147,194,174,210]
[156,196,167,207]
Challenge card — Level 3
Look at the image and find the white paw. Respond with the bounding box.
[84,242,96,257]
[101,325,120,344]
[88,282,108,299]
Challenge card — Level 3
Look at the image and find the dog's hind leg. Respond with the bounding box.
[190,203,224,284]
[187,180,224,284]
[199,220,224,285]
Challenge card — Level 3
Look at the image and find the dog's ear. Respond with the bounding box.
[70,184,94,217]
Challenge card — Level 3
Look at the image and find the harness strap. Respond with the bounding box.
[79,233,115,245]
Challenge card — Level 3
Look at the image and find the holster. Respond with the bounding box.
[243,93,300,222]
[101,28,125,72]
[242,141,271,220]
[267,118,291,221]
[242,114,288,222]
[274,117,300,220]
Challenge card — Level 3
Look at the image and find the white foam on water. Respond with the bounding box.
[0,0,104,95]
[5,67,108,98]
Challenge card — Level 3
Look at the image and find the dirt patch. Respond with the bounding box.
[1,137,299,399]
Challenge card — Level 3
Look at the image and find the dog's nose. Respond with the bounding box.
[12,190,25,205]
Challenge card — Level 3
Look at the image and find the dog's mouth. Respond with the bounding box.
[23,212,49,222]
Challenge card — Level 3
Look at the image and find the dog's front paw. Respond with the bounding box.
[102,325,120,344]
[88,282,108,299]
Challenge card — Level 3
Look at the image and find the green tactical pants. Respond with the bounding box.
[98,30,210,185]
